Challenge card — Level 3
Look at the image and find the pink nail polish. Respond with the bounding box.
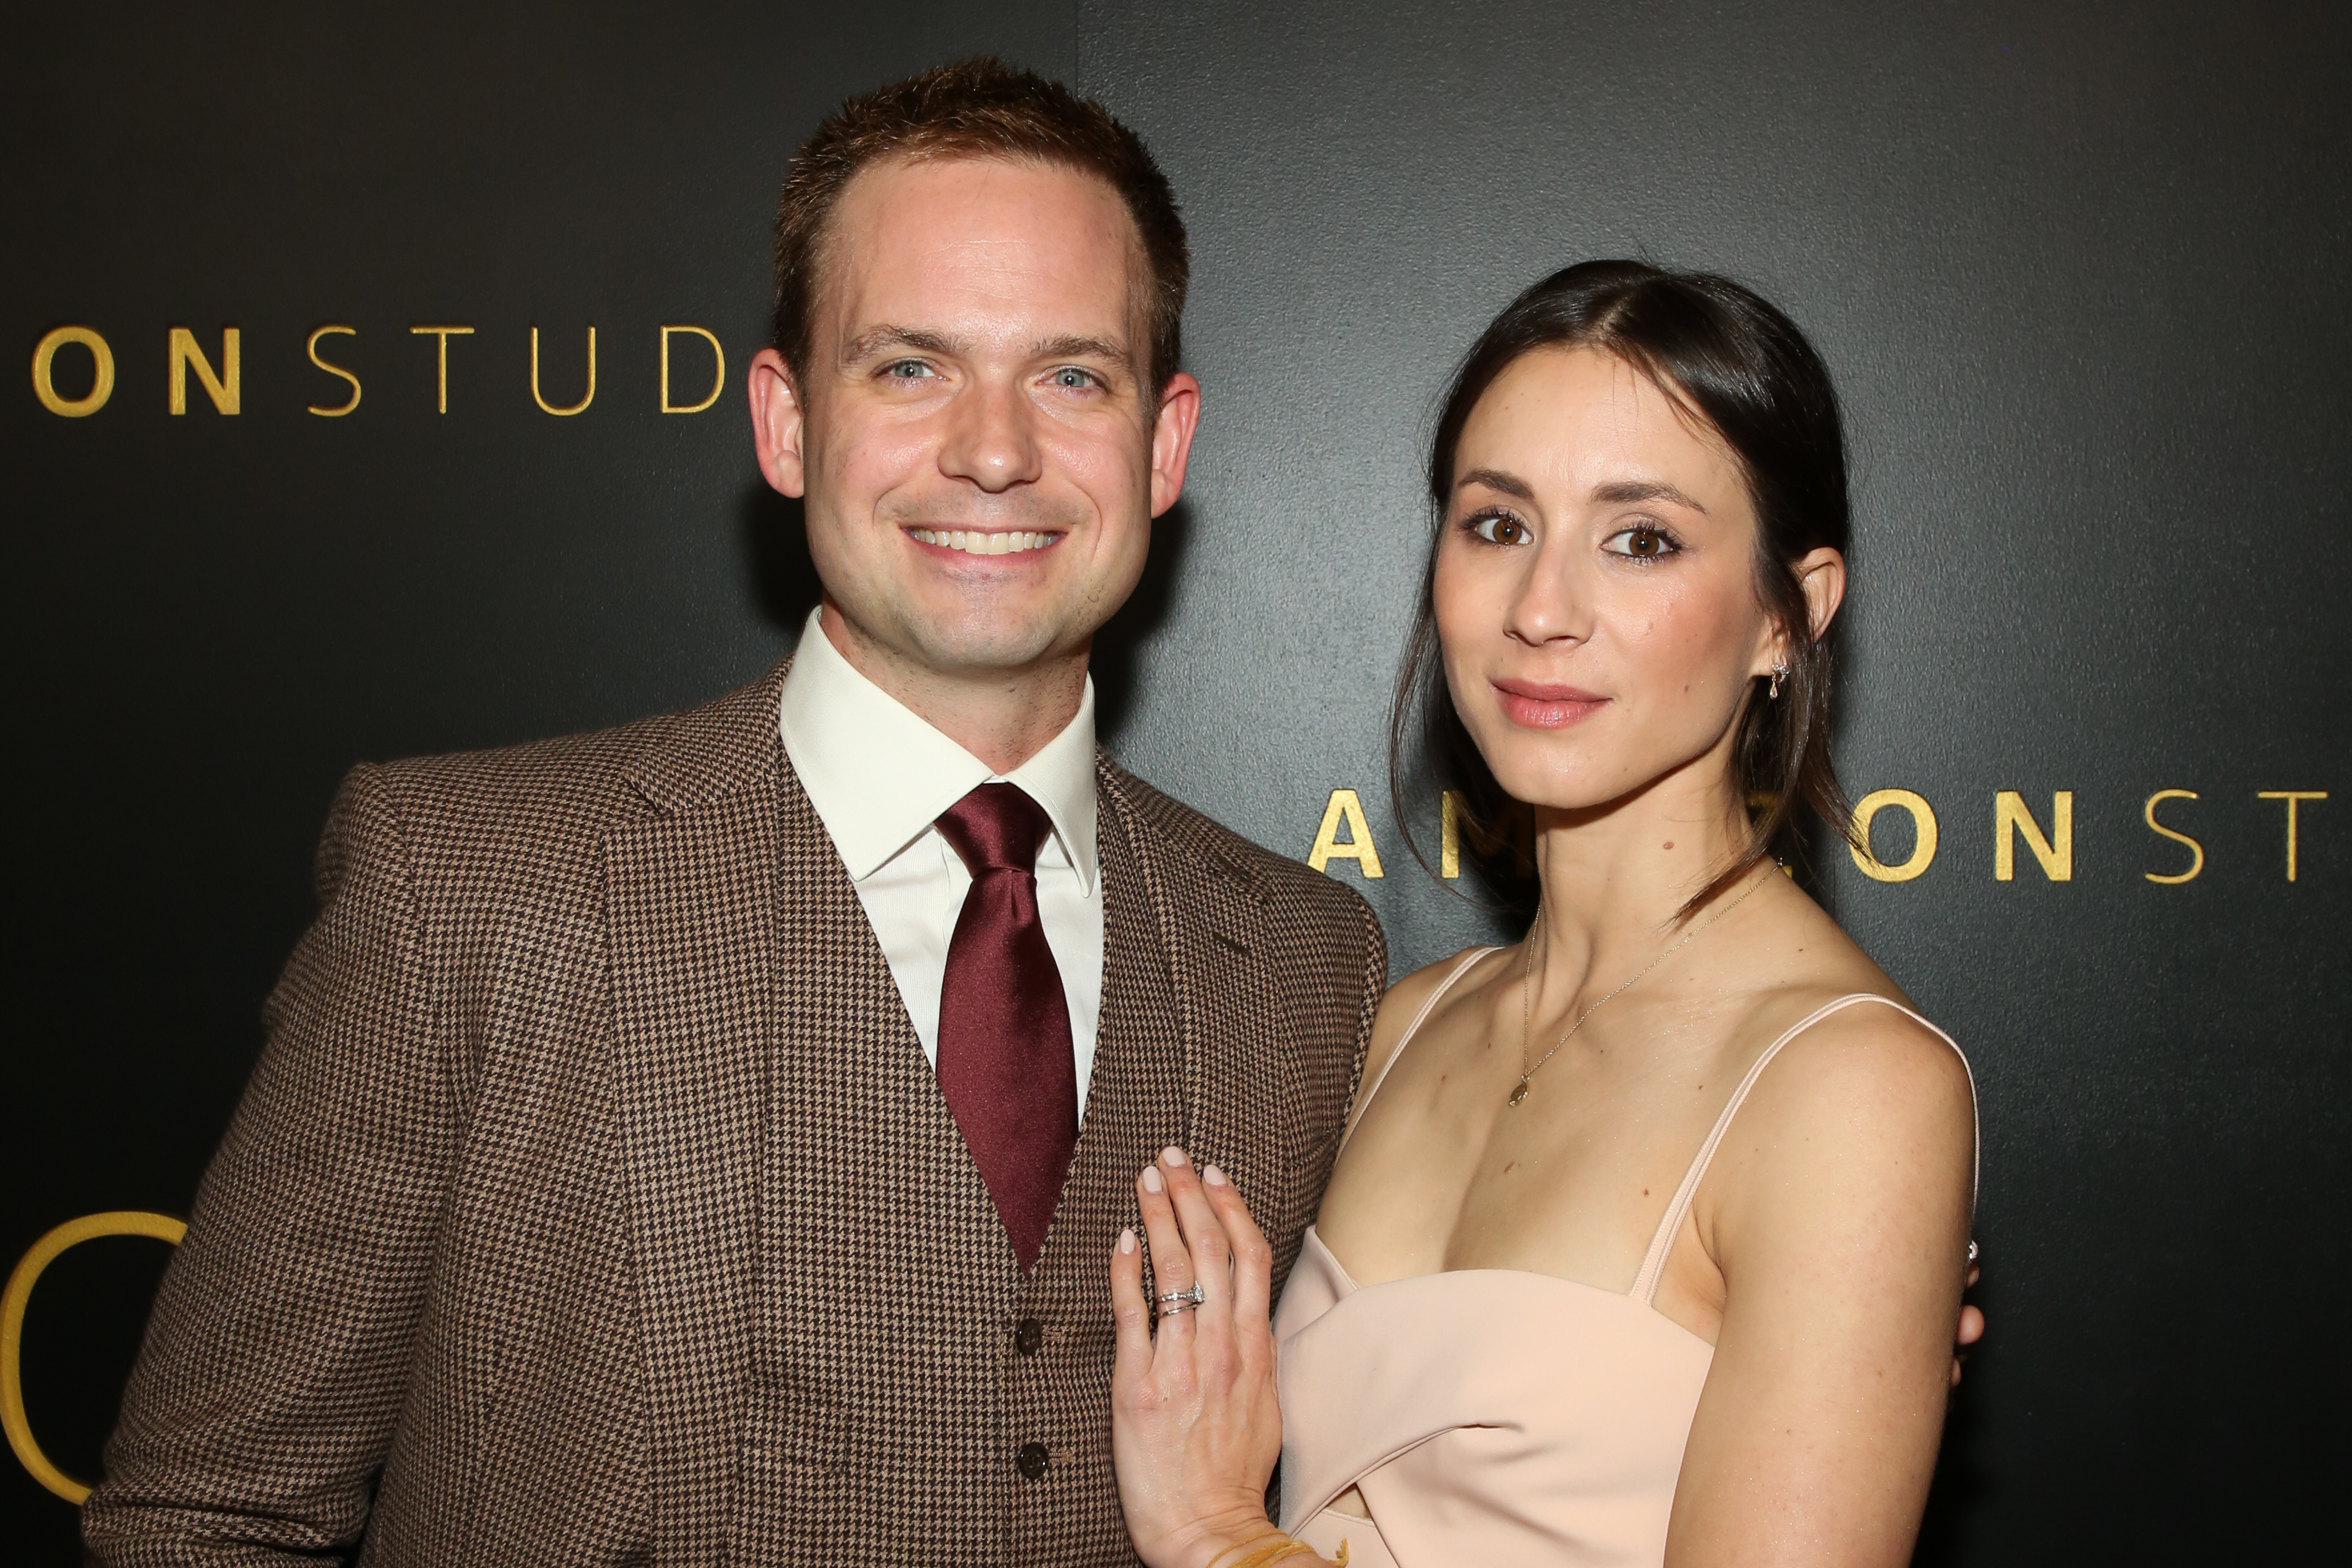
[1142,1165,1164,1193]
[1119,1229,1137,1254]
[1203,1164,1227,1186]
[1163,1146,1188,1168]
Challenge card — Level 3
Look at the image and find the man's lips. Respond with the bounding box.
[1491,677,1609,730]
[906,526,1062,557]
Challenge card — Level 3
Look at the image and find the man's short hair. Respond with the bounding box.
[771,56,1190,394]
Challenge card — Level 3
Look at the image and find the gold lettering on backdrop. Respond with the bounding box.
[166,326,240,415]
[2,1211,186,1505]
[2255,791,2328,882]
[1308,788,1385,878]
[2143,789,2204,884]
[305,325,362,417]
[410,325,474,413]
[531,325,596,415]
[1848,788,1938,881]
[660,325,726,413]
[1994,790,2074,882]
[30,326,116,417]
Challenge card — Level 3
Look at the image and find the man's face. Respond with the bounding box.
[751,155,1199,678]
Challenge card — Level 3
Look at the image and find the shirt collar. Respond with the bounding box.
[777,606,1098,892]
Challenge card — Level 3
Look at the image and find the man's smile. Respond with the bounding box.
[907,526,1064,556]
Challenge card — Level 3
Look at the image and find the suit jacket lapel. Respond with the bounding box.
[604,668,789,1567]
[1065,763,1295,1273]
[1152,810,1298,1246]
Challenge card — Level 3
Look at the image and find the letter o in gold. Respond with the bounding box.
[1849,788,1939,882]
[2,1211,185,1504]
[31,326,116,417]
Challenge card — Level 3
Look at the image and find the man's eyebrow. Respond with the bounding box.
[839,326,1135,375]
[1455,467,1536,501]
[1592,479,1709,514]
[841,325,963,363]
[1034,334,1134,370]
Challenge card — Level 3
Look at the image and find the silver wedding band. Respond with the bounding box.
[1156,1281,1206,1315]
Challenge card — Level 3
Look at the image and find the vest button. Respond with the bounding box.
[1015,1441,1050,1481]
[1015,1316,1045,1356]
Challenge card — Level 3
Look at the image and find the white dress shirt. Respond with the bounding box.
[777,607,1105,1116]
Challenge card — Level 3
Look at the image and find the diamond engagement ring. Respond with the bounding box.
[1156,1282,1206,1315]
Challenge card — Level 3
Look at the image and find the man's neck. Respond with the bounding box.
[817,600,1088,775]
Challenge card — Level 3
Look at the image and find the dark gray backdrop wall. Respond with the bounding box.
[4,1,2344,1562]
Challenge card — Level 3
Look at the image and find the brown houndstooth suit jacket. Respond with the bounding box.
[83,661,1385,1567]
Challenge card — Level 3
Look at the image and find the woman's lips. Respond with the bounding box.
[1491,678,1608,730]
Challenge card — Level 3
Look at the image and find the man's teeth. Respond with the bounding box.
[910,529,1053,555]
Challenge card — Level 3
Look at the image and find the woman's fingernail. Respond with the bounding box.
[1142,1165,1164,1193]
[1203,1164,1228,1186]
[1162,1146,1189,1168]
[1119,1228,1137,1255]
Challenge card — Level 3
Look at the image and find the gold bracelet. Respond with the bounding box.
[1211,1532,1318,1568]
[1208,1533,1287,1568]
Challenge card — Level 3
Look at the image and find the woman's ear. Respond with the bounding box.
[1753,548,1849,679]
[1795,547,1847,643]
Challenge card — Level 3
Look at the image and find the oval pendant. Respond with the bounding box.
[1508,1079,1531,1108]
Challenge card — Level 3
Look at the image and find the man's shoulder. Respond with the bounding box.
[1098,757,1378,932]
[360,663,788,850]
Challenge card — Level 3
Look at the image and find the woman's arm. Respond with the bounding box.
[1665,1008,1977,1567]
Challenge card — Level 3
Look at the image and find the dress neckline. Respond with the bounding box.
[1297,1225,1717,1350]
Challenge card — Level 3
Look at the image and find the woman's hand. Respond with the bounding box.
[1110,1146,1292,1568]
[1952,1250,1984,1387]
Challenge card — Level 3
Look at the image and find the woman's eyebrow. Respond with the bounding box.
[1592,479,1709,514]
[1455,467,1536,500]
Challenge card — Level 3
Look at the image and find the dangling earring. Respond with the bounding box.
[1769,660,1790,700]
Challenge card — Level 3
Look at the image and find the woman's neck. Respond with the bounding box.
[1526,759,1756,1007]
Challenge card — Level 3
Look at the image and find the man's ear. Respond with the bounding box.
[748,346,807,499]
[1148,371,1202,518]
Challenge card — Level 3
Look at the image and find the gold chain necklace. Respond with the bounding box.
[1509,867,1772,1108]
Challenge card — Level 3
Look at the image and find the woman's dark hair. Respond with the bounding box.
[1390,259,1853,916]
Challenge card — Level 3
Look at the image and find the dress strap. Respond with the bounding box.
[1629,993,1978,1305]
[1337,947,1498,1155]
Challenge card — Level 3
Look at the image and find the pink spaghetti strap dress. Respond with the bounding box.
[1273,950,1977,1567]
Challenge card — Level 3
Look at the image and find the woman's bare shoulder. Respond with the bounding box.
[1372,944,1508,1040]
[1728,988,1977,1203]
[1351,945,1511,1119]
[1738,887,1966,1094]
[1771,991,1970,1091]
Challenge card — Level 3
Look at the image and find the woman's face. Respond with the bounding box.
[1434,345,1797,815]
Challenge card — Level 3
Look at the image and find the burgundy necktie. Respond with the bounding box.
[933,783,1078,1271]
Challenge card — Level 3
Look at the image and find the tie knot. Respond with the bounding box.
[936,783,1053,877]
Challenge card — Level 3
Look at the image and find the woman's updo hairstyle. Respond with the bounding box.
[1390,259,1854,912]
